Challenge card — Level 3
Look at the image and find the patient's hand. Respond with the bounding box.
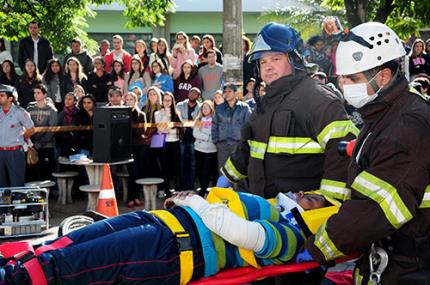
[164,191,197,208]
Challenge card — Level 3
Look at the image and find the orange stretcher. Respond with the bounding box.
[190,254,358,285]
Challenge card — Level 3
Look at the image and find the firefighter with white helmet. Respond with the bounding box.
[306,22,430,285]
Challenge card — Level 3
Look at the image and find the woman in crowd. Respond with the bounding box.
[73,84,85,102]
[142,86,163,178]
[174,59,201,103]
[151,59,174,94]
[134,39,150,71]
[111,59,126,95]
[303,35,332,75]
[154,91,182,197]
[64,57,87,91]
[193,100,218,197]
[42,58,71,110]
[213,89,224,106]
[125,55,145,94]
[57,92,80,157]
[86,56,113,103]
[124,92,147,208]
[242,35,255,86]
[171,31,198,79]
[149,38,172,73]
[26,84,58,182]
[409,38,430,78]
[0,59,18,87]
[426,39,430,55]
[199,34,223,66]
[0,38,12,64]
[76,94,96,155]
[149,37,158,55]
[15,58,42,108]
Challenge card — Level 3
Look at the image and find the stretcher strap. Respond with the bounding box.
[35,236,74,255]
[151,210,194,285]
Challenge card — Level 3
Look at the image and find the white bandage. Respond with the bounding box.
[174,195,266,252]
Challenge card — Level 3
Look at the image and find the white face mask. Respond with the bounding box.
[343,72,381,108]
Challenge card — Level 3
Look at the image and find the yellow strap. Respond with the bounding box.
[206,187,260,268]
[151,210,194,285]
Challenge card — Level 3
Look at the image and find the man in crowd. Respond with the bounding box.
[106,87,124,106]
[198,49,223,100]
[18,20,53,74]
[104,35,132,73]
[0,84,35,187]
[176,87,202,190]
[305,22,430,285]
[212,83,251,170]
[64,38,94,75]
[94,39,110,57]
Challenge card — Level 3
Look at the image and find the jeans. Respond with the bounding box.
[179,142,196,191]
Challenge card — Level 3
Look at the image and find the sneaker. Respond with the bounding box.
[134,199,143,206]
[127,201,135,208]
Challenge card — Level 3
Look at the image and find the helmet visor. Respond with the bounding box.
[249,34,272,61]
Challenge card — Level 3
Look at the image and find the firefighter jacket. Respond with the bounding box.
[307,77,430,285]
[221,71,358,199]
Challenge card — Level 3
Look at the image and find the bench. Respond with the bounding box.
[52,171,80,205]
[135,178,164,210]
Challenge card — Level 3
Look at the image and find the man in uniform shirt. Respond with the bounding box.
[0,84,35,187]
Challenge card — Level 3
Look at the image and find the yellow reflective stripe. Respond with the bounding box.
[151,210,194,285]
[314,221,345,260]
[420,185,430,208]
[224,158,247,181]
[320,179,351,201]
[317,120,359,150]
[248,140,267,160]
[354,268,364,285]
[352,171,413,229]
[267,136,323,154]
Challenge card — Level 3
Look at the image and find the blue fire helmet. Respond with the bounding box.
[248,22,304,62]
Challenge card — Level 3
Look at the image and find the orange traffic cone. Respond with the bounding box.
[96,164,119,217]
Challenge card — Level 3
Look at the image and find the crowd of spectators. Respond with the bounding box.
[1,19,430,208]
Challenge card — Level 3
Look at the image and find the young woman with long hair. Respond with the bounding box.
[15,58,42,108]
[151,59,174,94]
[171,31,198,79]
[42,58,71,110]
[111,59,126,95]
[65,57,87,90]
[409,39,430,78]
[174,59,201,103]
[76,94,96,154]
[134,40,150,71]
[149,38,172,73]
[199,34,223,66]
[0,59,18,86]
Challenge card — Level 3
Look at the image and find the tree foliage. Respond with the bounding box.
[0,0,174,54]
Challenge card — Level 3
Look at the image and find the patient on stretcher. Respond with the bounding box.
[0,189,336,285]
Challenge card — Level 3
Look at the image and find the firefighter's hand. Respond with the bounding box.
[216,175,232,188]
[295,249,314,263]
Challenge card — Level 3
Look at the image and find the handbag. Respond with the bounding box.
[150,133,166,148]
[27,147,39,165]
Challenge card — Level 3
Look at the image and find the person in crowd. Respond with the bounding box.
[244,77,255,101]
[0,59,18,87]
[73,84,85,102]
[124,92,147,208]
[142,86,163,177]
[106,87,124,106]
[155,91,182,197]
[149,38,172,73]
[111,59,126,95]
[199,34,223,66]
[76,94,96,155]
[104,35,132,73]
[15,58,42,108]
[409,38,430,79]
[0,38,13,64]
[64,38,94,75]
[94,39,110,57]
[124,55,147,94]
[43,58,72,110]
[151,59,174,94]
[213,89,224,106]
[0,84,34,187]
[193,99,217,197]
[57,92,80,156]
[0,186,337,285]
[177,87,202,191]
[86,56,114,103]
[303,35,332,75]
[243,35,256,86]
[425,39,430,55]
[212,83,251,169]
[64,57,87,91]
[129,82,145,108]
[171,31,198,79]
[174,59,201,103]
[18,20,53,74]
[134,39,150,71]
[413,74,430,95]
[246,81,266,109]
[26,84,58,182]
[198,49,223,101]
[191,35,201,53]
[149,37,158,55]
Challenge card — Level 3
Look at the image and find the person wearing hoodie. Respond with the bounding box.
[26,83,58,182]
[64,38,94,76]
[174,59,201,103]
[151,59,174,94]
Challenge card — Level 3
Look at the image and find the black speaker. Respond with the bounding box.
[93,106,132,163]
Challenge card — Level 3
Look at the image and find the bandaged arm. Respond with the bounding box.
[173,195,266,252]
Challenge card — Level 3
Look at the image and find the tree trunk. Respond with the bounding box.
[345,0,366,27]
[374,0,395,23]
[222,0,243,84]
